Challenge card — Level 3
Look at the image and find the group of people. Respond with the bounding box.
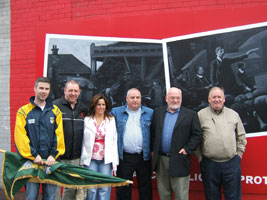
[174,46,259,111]
[14,76,247,200]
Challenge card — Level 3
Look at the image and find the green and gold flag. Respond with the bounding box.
[1,150,131,200]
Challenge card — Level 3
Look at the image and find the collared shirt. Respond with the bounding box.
[160,107,180,153]
[111,104,153,160]
[123,106,143,154]
[217,57,223,62]
[210,105,224,114]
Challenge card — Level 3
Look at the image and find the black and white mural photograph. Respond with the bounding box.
[165,23,267,134]
[44,35,166,109]
[44,22,267,134]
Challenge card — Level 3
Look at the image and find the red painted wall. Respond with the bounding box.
[11,0,267,145]
[10,0,267,198]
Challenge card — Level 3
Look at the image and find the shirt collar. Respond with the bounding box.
[126,105,141,113]
[209,105,224,114]
[217,56,223,62]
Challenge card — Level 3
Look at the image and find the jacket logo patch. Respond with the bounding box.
[28,119,35,124]
[50,117,55,124]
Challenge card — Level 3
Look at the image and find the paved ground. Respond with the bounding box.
[2,188,267,200]
[0,188,24,200]
[0,188,42,200]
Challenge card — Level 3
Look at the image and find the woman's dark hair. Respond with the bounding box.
[88,94,112,119]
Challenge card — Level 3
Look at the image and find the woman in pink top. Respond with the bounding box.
[81,94,119,200]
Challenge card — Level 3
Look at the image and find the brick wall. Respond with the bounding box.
[5,0,267,192]
[0,0,10,187]
[10,0,267,122]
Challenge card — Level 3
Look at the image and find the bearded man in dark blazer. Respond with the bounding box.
[151,87,202,200]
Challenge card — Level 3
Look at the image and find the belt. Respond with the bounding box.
[160,152,170,157]
[123,151,143,155]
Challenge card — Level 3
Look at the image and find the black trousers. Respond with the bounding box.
[201,155,242,200]
[116,151,152,200]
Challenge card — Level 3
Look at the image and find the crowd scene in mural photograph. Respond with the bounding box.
[167,26,267,134]
[6,25,267,200]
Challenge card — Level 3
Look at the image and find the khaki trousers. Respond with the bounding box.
[156,155,190,200]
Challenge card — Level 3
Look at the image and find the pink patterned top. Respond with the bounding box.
[92,119,106,160]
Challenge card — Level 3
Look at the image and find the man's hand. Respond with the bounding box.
[179,148,188,155]
[34,155,44,165]
[46,155,55,166]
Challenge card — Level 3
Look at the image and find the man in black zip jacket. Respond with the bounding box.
[54,80,88,200]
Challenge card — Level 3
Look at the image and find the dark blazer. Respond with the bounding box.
[210,54,247,94]
[151,105,202,177]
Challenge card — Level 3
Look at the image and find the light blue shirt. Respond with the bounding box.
[161,107,180,153]
[111,104,153,160]
[123,107,143,154]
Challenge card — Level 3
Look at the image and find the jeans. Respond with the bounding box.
[85,159,112,200]
[26,182,57,200]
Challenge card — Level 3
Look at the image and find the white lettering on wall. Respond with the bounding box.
[190,173,202,182]
[241,176,267,185]
[189,174,267,185]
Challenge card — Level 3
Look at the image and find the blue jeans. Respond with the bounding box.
[26,182,57,200]
[85,159,112,200]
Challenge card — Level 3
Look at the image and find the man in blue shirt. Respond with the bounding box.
[111,88,153,200]
[151,87,202,200]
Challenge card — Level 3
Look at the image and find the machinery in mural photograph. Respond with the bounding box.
[46,38,166,108]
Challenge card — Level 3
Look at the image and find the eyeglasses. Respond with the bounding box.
[168,96,180,100]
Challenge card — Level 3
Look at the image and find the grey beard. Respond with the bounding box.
[170,105,179,110]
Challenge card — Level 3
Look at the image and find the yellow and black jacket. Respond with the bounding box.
[14,96,65,160]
